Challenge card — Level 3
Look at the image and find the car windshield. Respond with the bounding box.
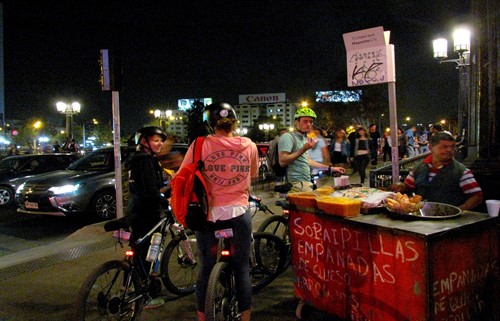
[67,150,114,171]
[0,157,29,170]
[67,147,133,171]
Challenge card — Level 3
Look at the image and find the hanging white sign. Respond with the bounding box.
[343,27,395,87]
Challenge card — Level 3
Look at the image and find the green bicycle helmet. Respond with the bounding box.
[294,107,317,120]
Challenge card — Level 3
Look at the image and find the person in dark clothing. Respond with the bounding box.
[53,141,62,153]
[368,124,380,166]
[127,126,166,241]
[350,126,372,185]
[347,126,360,173]
[125,126,167,309]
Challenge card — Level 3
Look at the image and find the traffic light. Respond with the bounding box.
[99,49,122,91]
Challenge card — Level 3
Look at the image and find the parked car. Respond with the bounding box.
[15,144,188,220]
[0,153,79,207]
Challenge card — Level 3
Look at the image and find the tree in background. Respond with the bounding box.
[185,100,208,144]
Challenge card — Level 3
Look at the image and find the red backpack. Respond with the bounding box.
[170,137,210,230]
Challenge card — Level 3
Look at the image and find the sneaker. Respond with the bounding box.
[144,298,165,310]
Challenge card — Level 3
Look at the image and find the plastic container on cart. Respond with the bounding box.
[287,192,318,208]
[316,197,361,217]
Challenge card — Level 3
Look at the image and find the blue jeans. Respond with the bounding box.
[419,145,429,154]
[195,210,252,312]
[407,145,416,157]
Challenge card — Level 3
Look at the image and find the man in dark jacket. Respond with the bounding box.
[368,124,380,166]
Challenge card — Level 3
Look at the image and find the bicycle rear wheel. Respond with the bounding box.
[205,262,239,321]
[75,260,144,321]
[160,230,199,295]
[251,232,287,291]
[257,215,291,269]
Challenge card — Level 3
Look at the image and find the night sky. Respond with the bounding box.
[2,0,470,134]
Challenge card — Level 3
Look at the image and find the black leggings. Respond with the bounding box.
[353,154,370,184]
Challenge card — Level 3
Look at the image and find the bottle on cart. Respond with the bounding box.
[146,232,162,262]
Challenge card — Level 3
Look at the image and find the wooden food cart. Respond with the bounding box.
[289,206,499,321]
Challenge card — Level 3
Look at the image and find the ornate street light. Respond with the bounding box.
[56,101,80,141]
[259,123,275,142]
[151,109,173,132]
[433,27,471,141]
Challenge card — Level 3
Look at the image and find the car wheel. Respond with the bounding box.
[0,186,14,207]
[91,191,116,221]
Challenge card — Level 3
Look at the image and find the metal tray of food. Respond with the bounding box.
[386,202,462,220]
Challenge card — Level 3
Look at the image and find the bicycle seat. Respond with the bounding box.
[104,217,130,231]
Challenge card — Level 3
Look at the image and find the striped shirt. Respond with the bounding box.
[405,155,482,196]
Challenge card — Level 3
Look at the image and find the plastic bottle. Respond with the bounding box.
[146,232,162,262]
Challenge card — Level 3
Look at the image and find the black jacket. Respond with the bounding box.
[126,150,163,239]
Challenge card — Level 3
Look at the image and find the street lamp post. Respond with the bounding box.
[440,119,451,132]
[259,123,275,142]
[433,27,471,145]
[82,118,98,151]
[56,102,80,142]
[33,120,42,153]
[151,109,173,132]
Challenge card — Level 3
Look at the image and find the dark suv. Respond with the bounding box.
[15,144,187,220]
[0,153,79,207]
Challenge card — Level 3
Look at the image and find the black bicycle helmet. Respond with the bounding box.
[135,126,167,144]
[203,102,237,133]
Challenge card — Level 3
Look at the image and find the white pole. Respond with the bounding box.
[112,91,123,218]
[388,82,400,184]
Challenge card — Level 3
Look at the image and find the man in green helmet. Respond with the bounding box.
[278,107,345,192]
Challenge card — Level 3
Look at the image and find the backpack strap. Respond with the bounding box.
[192,137,205,167]
[291,133,297,153]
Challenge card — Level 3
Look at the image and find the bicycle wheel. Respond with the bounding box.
[75,260,144,321]
[205,262,239,321]
[251,232,287,291]
[257,215,291,269]
[160,231,199,295]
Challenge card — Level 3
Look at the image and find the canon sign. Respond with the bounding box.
[238,93,286,104]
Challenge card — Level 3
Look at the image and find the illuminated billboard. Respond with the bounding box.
[315,90,362,103]
[178,98,213,111]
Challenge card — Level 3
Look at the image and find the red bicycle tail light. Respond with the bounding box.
[126,250,134,257]
[283,209,290,216]
[221,250,230,257]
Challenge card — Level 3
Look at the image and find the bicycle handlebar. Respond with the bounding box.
[249,194,275,215]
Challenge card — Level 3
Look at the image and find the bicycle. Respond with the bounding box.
[258,170,337,269]
[248,194,275,219]
[75,210,199,320]
[205,227,287,321]
[257,201,291,271]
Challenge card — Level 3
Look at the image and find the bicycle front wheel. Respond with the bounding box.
[160,230,199,295]
[75,260,144,321]
[206,262,238,321]
[251,232,287,291]
[257,215,291,269]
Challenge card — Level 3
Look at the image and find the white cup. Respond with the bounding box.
[485,200,500,217]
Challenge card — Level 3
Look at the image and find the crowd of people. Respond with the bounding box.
[108,102,484,321]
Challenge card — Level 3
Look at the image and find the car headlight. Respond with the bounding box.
[16,182,26,194]
[49,184,82,195]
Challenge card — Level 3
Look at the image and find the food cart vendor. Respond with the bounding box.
[392,132,483,211]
